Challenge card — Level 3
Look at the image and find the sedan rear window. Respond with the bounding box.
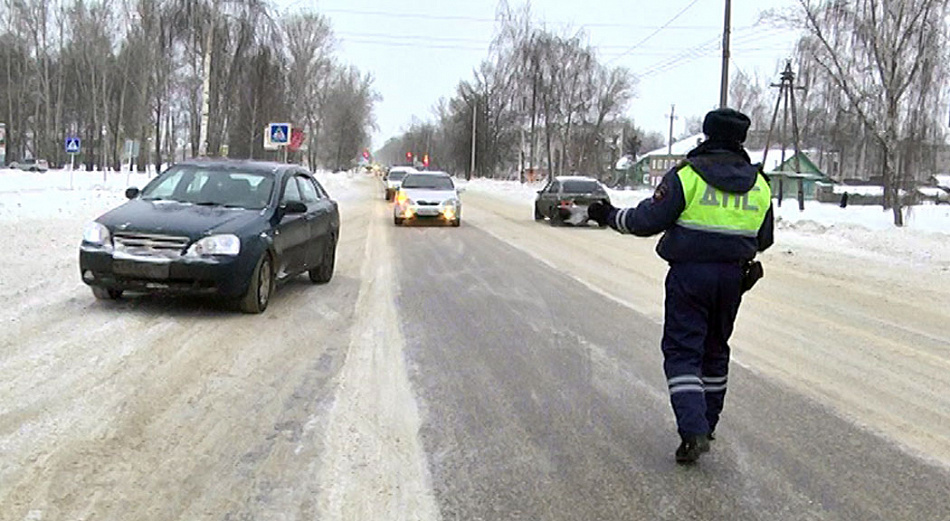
[562,180,604,194]
[400,175,455,190]
[142,166,275,209]
[388,171,409,181]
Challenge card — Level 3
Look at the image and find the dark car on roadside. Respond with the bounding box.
[79,159,339,313]
[534,175,611,227]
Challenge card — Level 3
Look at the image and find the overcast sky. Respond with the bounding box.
[279,0,802,150]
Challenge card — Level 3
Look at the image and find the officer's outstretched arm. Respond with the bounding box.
[607,169,685,237]
[757,203,775,252]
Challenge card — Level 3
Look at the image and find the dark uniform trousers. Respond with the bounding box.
[662,262,743,437]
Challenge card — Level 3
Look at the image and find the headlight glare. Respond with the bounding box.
[83,222,111,246]
[186,234,241,257]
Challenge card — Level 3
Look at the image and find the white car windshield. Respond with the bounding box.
[401,175,455,190]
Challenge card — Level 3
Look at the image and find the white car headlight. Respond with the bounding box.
[82,222,112,247]
[186,234,241,257]
[442,198,460,207]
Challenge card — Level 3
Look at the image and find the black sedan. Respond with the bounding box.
[534,175,610,227]
[79,159,340,313]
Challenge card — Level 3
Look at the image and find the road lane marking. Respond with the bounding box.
[316,200,440,521]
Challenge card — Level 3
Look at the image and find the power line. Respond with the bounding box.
[337,36,787,58]
[334,25,779,57]
[606,0,704,64]
[637,30,796,78]
[317,7,720,31]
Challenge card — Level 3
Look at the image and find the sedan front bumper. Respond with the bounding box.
[79,248,256,298]
[394,202,459,221]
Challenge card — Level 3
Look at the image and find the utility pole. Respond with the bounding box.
[763,61,806,211]
[666,104,678,156]
[719,0,732,108]
[470,96,477,180]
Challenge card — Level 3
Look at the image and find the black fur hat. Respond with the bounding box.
[703,108,751,144]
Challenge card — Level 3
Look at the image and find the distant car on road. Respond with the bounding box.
[393,171,462,227]
[534,176,610,227]
[384,166,418,201]
[79,159,340,313]
[10,158,49,172]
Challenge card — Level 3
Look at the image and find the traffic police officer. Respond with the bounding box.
[588,108,774,464]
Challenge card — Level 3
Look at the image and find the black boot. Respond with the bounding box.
[675,435,710,464]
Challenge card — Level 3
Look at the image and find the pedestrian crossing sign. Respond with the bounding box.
[269,123,290,145]
[65,136,81,154]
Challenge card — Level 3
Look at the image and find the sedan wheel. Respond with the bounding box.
[92,287,123,300]
[534,204,544,221]
[309,236,337,284]
[239,253,273,314]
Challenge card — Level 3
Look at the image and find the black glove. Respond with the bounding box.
[741,260,764,293]
[587,200,616,227]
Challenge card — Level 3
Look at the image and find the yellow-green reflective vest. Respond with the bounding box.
[676,165,771,238]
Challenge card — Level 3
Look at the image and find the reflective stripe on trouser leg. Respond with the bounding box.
[662,265,712,437]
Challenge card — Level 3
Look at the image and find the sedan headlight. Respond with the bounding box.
[442,198,460,207]
[186,234,241,257]
[82,222,112,248]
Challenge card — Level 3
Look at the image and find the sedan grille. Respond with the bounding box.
[113,232,190,259]
[416,201,440,206]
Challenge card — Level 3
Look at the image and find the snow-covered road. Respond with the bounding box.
[1,170,948,520]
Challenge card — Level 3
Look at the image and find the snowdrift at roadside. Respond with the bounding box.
[461,176,949,270]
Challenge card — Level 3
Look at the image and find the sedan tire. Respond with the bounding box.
[451,218,461,227]
[534,205,544,221]
[239,253,273,314]
[309,235,336,284]
[394,216,404,226]
[92,287,123,300]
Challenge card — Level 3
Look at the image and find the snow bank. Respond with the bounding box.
[0,168,366,223]
[0,168,156,193]
[0,169,134,223]
[462,176,950,269]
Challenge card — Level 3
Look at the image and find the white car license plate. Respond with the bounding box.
[416,207,440,216]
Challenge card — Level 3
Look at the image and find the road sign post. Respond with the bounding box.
[65,136,81,190]
[265,123,291,162]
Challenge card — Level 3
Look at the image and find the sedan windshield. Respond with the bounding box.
[401,175,455,190]
[388,171,409,181]
[141,166,275,209]
[562,180,604,194]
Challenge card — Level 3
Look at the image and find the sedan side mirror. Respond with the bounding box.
[125,187,140,199]
[457,187,466,193]
[282,201,308,214]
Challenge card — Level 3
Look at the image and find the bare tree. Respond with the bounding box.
[792,0,950,225]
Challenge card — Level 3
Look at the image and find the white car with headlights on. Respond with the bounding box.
[393,172,462,227]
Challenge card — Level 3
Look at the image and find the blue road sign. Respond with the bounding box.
[269,123,290,145]
[65,136,81,154]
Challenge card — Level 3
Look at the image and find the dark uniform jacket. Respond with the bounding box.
[607,146,774,264]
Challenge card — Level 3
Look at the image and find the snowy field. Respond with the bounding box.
[460,177,950,271]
